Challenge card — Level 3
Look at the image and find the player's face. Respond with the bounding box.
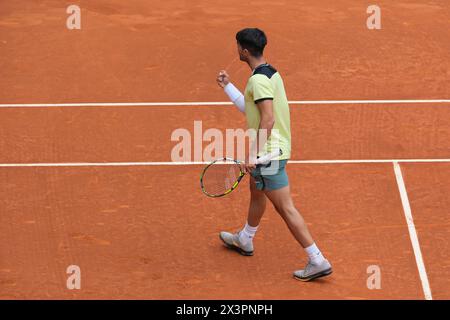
[237,43,248,62]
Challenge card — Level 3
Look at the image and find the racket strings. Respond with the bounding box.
[202,161,242,196]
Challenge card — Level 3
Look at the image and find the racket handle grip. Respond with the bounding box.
[255,149,283,165]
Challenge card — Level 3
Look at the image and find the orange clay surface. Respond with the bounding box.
[0,0,449,299]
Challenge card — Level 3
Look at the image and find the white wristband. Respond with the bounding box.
[224,83,245,113]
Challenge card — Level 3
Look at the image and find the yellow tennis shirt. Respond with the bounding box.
[244,63,291,160]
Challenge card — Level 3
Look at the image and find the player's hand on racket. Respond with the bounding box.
[216,70,230,88]
[200,149,282,197]
[239,156,257,174]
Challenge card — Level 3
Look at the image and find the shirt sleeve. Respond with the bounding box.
[252,74,274,104]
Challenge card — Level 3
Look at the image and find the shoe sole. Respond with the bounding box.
[219,234,254,256]
[293,268,333,282]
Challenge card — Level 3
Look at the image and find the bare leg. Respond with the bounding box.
[264,185,314,248]
[246,176,267,227]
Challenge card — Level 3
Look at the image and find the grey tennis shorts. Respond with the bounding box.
[250,159,289,191]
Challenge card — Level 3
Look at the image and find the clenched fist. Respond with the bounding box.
[216,70,230,88]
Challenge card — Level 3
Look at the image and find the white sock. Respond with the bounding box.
[304,243,325,265]
[238,222,258,245]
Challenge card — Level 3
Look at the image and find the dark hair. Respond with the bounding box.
[236,28,267,57]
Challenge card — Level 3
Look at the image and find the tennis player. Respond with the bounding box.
[216,28,332,281]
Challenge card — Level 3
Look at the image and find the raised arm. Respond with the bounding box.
[216,70,245,113]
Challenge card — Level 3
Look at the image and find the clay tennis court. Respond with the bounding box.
[1,0,449,300]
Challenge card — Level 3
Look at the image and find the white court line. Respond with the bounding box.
[289,159,450,164]
[0,99,449,108]
[393,162,433,300]
[1,158,450,167]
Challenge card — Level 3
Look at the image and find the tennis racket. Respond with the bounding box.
[200,149,282,197]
